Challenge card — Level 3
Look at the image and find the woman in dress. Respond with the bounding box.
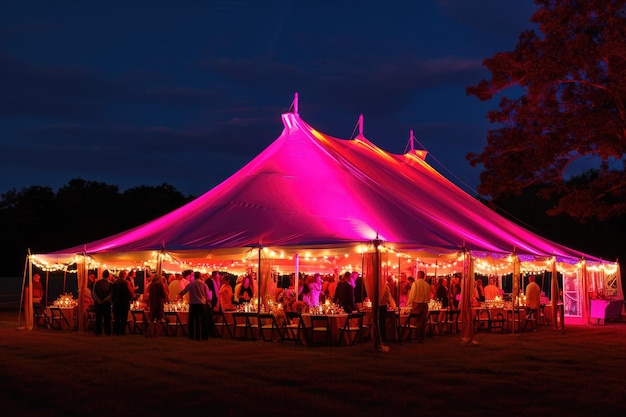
[146,274,167,337]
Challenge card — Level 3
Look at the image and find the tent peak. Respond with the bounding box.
[404,130,428,160]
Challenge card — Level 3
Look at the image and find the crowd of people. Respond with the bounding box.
[32,267,528,344]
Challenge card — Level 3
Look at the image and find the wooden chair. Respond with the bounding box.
[258,313,283,342]
[48,307,70,330]
[309,315,331,346]
[399,312,421,343]
[523,308,538,332]
[232,312,255,340]
[489,310,506,333]
[440,309,460,335]
[212,310,232,338]
[474,309,491,333]
[130,310,149,334]
[85,305,96,331]
[282,311,306,345]
[337,312,365,346]
[163,311,187,336]
[33,304,49,328]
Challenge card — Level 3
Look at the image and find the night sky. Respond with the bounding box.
[1,1,537,198]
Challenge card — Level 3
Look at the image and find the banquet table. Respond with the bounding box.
[47,306,77,330]
[301,313,348,345]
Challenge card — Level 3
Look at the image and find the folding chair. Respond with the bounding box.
[399,312,420,343]
[48,307,70,330]
[474,309,491,333]
[163,311,187,336]
[232,312,255,340]
[309,315,331,346]
[131,310,149,334]
[282,311,306,345]
[212,310,233,338]
[337,312,365,346]
[258,313,283,342]
[523,308,538,332]
[489,310,506,333]
[86,305,97,331]
[33,304,49,328]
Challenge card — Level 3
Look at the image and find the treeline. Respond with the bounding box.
[0,178,195,276]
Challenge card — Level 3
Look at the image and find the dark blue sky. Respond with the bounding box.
[1,0,536,197]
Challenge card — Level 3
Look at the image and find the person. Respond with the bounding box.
[484,277,500,301]
[406,270,431,343]
[27,273,45,307]
[92,271,113,335]
[353,272,367,304]
[168,273,186,302]
[333,271,357,313]
[111,270,135,335]
[435,278,449,309]
[219,275,236,311]
[237,275,254,304]
[127,269,139,296]
[80,284,94,329]
[178,269,211,341]
[325,275,338,300]
[476,279,485,302]
[525,275,541,331]
[208,271,222,312]
[303,273,323,307]
[146,274,167,337]
[449,276,462,309]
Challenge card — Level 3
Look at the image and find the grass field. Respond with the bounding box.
[1,309,625,417]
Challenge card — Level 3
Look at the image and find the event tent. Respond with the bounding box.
[28,96,622,334]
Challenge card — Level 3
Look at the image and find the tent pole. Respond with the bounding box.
[17,254,30,330]
[372,238,386,351]
[257,247,262,341]
[294,254,299,298]
[45,270,49,307]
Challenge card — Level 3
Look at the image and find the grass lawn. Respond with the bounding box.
[1,309,625,417]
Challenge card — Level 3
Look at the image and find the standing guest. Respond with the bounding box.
[353,272,367,304]
[237,275,254,304]
[525,275,541,331]
[333,271,357,313]
[127,270,139,294]
[111,270,135,335]
[406,270,431,343]
[324,275,338,301]
[208,271,221,312]
[92,271,113,335]
[449,277,462,309]
[168,273,186,302]
[476,279,485,302]
[28,273,45,307]
[435,278,449,309]
[303,273,323,307]
[484,276,500,301]
[178,270,211,341]
[219,275,236,311]
[146,274,168,337]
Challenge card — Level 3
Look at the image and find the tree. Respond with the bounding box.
[0,179,194,276]
[466,0,626,222]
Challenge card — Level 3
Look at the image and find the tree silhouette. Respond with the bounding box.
[467,0,626,222]
[0,179,194,276]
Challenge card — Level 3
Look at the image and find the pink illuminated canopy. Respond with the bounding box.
[43,110,606,265]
